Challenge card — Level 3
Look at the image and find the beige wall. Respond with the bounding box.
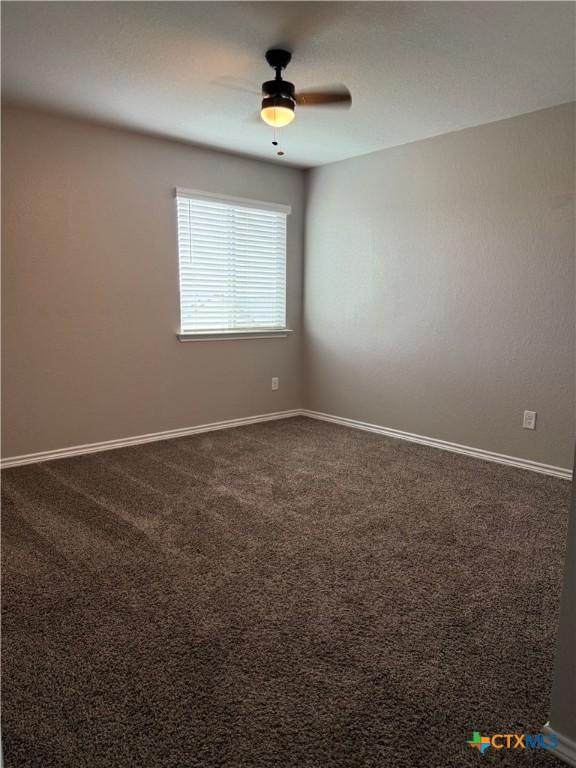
[1,107,305,457]
[304,104,575,469]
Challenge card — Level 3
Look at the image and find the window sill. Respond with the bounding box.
[177,329,293,342]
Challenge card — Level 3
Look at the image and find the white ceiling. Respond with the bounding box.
[2,1,574,168]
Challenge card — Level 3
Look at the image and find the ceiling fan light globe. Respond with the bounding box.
[260,95,295,127]
[261,106,295,127]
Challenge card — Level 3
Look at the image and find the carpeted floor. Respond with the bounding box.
[1,416,570,767]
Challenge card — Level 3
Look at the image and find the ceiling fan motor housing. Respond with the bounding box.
[261,78,295,116]
[262,79,295,99]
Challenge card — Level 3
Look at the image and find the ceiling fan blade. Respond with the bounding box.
[294,85,352,107]
[211,77,261,96]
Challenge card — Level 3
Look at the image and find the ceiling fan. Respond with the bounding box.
[260,49,351,128]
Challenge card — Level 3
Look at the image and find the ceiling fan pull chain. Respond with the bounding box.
[271,126,285,157]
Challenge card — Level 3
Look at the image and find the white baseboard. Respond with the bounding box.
[301,409,572,480]
[543,723,576,767]
[2,407,572,480]
[0,409,301,469]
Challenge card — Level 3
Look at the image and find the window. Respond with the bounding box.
[175,189,291,339]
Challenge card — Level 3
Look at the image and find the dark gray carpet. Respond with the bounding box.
[1,416,570,767]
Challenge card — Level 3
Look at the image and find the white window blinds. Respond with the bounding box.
[176,189,289,333]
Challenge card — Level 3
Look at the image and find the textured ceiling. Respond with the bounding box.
[2,1,574,167]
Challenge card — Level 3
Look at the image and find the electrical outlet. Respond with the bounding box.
[271,377,279,391]
[523,410,537,430]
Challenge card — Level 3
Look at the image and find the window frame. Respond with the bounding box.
[175,188,292,342]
